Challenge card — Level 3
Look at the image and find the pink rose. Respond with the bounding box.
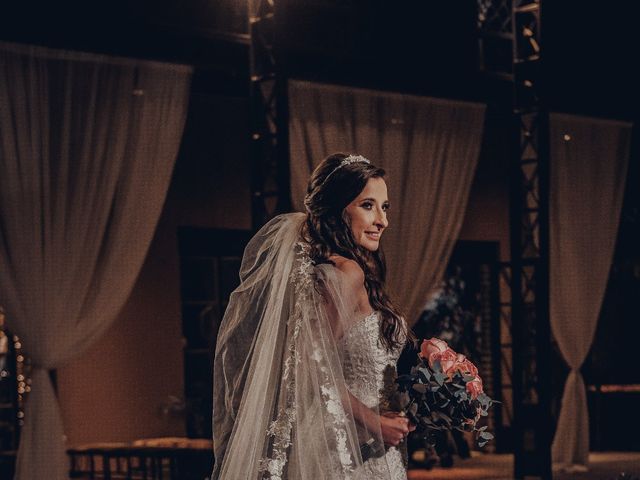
[466,377,484,399]
[419,338,448,361]
[433,348,458,374]
[452,354,479,378]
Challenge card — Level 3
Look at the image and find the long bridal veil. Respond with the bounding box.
[212,213,392,479]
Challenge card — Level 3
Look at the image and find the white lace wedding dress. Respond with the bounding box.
[340,311,408,480]
[213,213,410,479]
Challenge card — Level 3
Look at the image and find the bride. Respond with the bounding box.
[212,153,413,479]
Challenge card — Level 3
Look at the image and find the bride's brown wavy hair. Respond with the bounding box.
[301,152,407,351]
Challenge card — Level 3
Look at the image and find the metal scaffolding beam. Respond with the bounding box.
[510,2,552,477]
[479,0,552,477]
[248,0,291,231]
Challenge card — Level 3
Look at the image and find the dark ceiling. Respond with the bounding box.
[1,0,637,119]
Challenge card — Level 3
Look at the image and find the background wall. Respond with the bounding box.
[458,112,511,262]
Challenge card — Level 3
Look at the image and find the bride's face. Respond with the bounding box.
[343,177,389,252]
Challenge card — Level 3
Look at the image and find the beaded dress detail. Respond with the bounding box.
[340,311,407,480]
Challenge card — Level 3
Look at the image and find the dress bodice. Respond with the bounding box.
[339,311,408,480]
[340,311,405,409]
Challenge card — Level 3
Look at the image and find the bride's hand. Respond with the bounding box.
[379,412,412,447]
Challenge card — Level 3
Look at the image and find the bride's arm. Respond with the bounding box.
[345,389,409,447]
[329,258,410,447]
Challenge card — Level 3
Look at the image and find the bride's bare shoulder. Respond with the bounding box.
[328,255,365,285]
[327,256,369,316]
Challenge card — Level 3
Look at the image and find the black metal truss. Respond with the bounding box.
[248,0,291,230]
[510,1,552,478]
[496,262,513,451]
[477,0,513,79]
[479,0,552,477]
[480,261,501,454]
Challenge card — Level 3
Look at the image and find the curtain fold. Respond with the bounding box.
[549,113,632,469]
[0,42,192,479]
[289,80,486,323]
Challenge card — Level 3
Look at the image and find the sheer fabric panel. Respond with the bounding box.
[289,80,486,323]
[0,42,192,479]
[549,114,632,469]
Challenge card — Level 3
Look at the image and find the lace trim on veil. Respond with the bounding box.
[258,241,355,479]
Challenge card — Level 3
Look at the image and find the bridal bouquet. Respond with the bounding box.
[396,338,496,447]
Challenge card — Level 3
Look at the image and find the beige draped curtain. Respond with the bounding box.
[550,113,632,470]
[289,80,486,323]
[0,42,192,479]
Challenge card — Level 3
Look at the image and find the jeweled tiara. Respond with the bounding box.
[322,154,370,184]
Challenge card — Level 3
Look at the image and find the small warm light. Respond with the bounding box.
[16,355,24,362]
[17,412,24,418]
[25,386,30,392]
[15,342,21,349]
[132,89,144,96]
[529,37,540,53]
[563,134,571,141]
[411,450,427,462]
[18,387,24,394]
[17,374,24,381]
[0,370,8,378]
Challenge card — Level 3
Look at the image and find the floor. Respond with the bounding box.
[407,452,640,480]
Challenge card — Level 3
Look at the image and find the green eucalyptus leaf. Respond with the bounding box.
[418,367,432,382]
[432,360,443,373]
[434,371,447,386]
